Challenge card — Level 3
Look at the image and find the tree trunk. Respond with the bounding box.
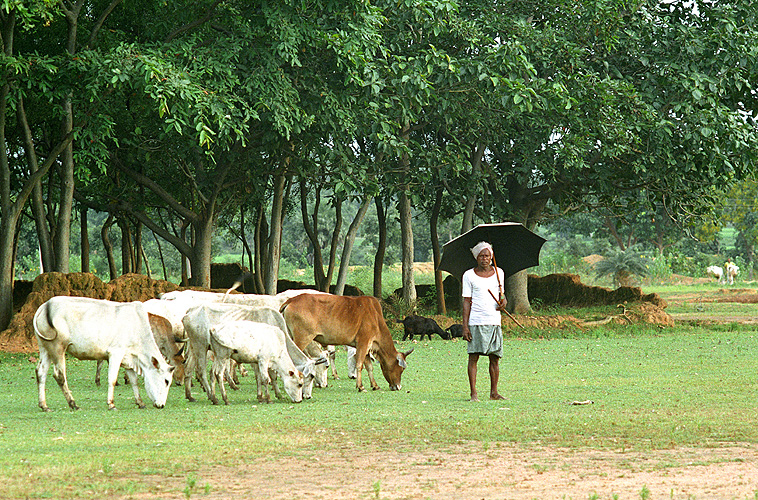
[373,197,387,299]
[119,218,132,275]
[504,270,530,314]
[430,186,446,314]
[189,215,214,287]
[301,179,328,291]
[254,204,266,293]
[399,190,416,305]
[334,195,372,295]
[18,97,55,271]
[101,213,118,281]
[80,206,89,273]
[324,198,342,291]
[264,173,289,294]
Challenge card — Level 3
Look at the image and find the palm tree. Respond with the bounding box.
[594,246,649,288]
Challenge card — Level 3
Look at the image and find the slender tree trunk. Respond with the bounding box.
[80,206,89,273]
[134,221,143,274]
[373,197,387,299]
[324,198,342,291]
[430,186,446,314]
[101,214,118,280]
[301,179,328,290]
[254,204,266,293]
[18,97,55,271]
[398,123,416,306]
[264,173,289,294]
[334,196,372,295]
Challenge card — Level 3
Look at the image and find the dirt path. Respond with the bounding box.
[127,443,758,499]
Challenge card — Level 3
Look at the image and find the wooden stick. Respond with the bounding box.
[488,289,524,328]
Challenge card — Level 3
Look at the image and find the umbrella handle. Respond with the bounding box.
[488,289,524,329]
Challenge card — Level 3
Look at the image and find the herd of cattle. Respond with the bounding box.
[32,287,460,411]
[706,262,740,285]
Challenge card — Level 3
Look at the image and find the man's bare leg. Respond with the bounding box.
[489,354,505,400]
[468,354,479,401]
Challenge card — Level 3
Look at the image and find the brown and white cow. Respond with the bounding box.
[281,294,412,392]
[33,296,175,411]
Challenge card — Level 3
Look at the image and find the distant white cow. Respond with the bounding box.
[726,263,740,285]
[181,303,323,404]
[209,320,304,404]
[706,265,723,282]
[33,296,175,411]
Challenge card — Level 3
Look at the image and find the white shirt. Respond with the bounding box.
[462,267,504,326]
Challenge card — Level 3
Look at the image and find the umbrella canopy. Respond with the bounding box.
[437,222,547,281]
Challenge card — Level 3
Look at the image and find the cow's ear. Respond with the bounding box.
[397,354,407,368]
[152,356,161,369]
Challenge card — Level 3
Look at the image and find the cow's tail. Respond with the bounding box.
[33,301,58,342]
[223,272,252,302]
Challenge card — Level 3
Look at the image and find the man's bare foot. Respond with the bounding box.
[490,393,505,400]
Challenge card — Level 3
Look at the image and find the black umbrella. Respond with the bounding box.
[437,222,547,281]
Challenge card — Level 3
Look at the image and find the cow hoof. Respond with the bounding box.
[137,404,147,409]
[358,387,367,393]
[108,406,117,411]
[69,402,80,410]
[372,386,380,391]
[186,396,196,403]
[40,406,51,412]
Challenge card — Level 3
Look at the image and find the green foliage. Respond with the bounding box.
[594,247,649,287]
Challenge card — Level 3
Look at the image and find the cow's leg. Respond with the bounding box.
[183,343,200,402]
[226,360,240,391]
[124,368,146,409]
[352,345,371,392]
[106,355,126,410]
[329,347,338,379]
[364,355,379,391]
[36,350,53,412]
[270,368,284,400]
[196,348,219,405]
[257,360,272,403]
[212,358,229,405]
[50,354,79,410]
[95,360,103,387]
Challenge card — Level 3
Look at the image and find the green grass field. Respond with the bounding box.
[2,318,758,498]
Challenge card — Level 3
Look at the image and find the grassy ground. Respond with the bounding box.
[3,309,758,498]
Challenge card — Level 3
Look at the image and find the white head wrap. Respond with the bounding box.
[470,241,493,258]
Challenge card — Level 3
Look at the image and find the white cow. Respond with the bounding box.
[33,296,175,411]
[162,288,331,389]
[706,265,723,282]
[209,320,304,404]
[181,303,323,404]
[95,312,186,387]
[726,263,740,285]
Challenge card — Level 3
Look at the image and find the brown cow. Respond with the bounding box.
[281,294,412,392]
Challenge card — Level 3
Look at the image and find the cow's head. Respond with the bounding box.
[380,348,413,390]
[143,356,174,408]
[282,369,305,403]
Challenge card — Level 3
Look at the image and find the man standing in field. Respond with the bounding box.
[461,241,506,401]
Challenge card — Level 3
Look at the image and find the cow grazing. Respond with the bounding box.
[726,263,740,285]
[95,312,186,387]
[445,324,464,339]
[281,294,412,392]
[209,320,304,404]
[182,303,322,404]
[397,315,451,341]
[706,265,723,282]
[33,296,175,411]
